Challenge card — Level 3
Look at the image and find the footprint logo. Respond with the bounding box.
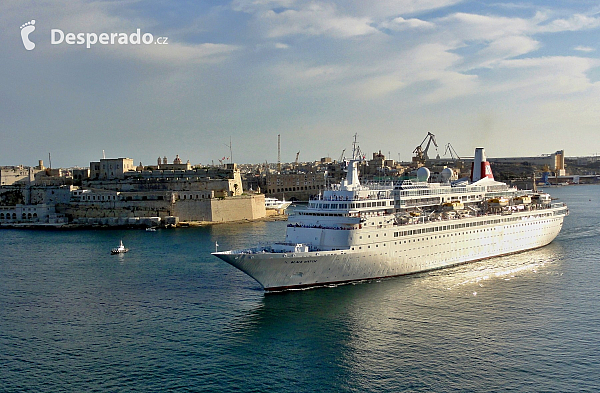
[20,20,36,51]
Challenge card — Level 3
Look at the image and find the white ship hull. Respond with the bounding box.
[213,206,566,291]
[265,198,292,211]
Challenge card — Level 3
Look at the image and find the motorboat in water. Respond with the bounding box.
[111,240,129,254]
[265,197,292,211]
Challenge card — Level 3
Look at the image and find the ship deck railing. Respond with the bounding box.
[309,194,392,201]
[287,223,355,230]
[227,243,327,254]
[286,203,563,232]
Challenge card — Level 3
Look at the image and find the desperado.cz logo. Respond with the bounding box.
[51,28,168,48]
[20,20,168,50]
[20,20,36,50]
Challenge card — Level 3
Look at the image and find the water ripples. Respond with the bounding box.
[1,186,599,392]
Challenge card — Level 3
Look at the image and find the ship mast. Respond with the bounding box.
[351,133,359,160]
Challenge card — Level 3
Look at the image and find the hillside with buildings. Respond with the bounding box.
[1,156,265,228]
[1,142,598,228]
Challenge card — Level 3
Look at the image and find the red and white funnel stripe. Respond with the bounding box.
[470,147,494,182]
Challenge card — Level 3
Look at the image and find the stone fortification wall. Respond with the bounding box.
[60,194,266,223]
[173,199,212,221]
[85,178,239,196]
[174,194,265,222]
[210,194,265,222]
[60,200,171,220]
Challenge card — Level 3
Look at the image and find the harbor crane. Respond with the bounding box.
[444,143,460,160]
[412,132,439,164]
[338,149,346,162]
[295,151,300,165]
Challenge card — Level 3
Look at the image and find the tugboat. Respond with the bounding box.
[111,240,129,254]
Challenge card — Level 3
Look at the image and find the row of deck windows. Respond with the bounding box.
[390,212,554,237]
[351,219,557,250]
[310,200,394,210]
[268,185,322,193]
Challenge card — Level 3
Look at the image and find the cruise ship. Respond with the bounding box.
[213,148,568,291]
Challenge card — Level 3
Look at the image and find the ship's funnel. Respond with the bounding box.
[470,147,494,182]
[341,160,361,190]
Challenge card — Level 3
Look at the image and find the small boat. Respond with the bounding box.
[145,227,157,232]
[111,240,129,254]
[265,197,292,211]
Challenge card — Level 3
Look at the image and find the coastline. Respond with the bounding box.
[0,213,288,230]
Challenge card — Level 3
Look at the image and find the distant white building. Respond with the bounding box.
[489,150,565,173]
[156,155,192,170]
[89,158,135,180]
[0,204,65,224]
[0,164,43,186]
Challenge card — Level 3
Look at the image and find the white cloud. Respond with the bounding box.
[234,0,463,18]
[2,0,239,66]
[272,62,351,88]
[129,42,240,65]
[261,3,378,38]
[334,0,464,18]
[421,72,478,103]
[539,14,600,32]
[488,56,600,96]
[436,12,534,42]
[574,45,595,52]
[381,16,435,31]
[231,0,296,13]
[350,74,406,98]
[466,35,540,69]
[4,0,600,166]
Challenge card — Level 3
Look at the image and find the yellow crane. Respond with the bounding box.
[412,132,439,164]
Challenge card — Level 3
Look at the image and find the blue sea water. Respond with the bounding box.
[1,185,599,392]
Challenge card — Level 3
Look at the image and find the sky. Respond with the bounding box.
[2,0,600,168]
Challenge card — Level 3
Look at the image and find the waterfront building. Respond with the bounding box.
[265,171,326,200]
[0,165,42,186]
[71,168,90,185]
[155,155,193,171]
[89,158,135,180]
[0,203,65,225]
[63,187,264,224]
[489,150,565,174]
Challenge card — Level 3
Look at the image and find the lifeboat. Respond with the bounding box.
[442,200,464,210]
[487,197,509,207]
[513,196,532,205]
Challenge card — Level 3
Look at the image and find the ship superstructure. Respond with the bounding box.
[213,148,568,291]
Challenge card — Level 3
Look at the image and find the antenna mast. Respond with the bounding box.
[351,133,362,160]
[224,138,233,164]
[277,134,281,172]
